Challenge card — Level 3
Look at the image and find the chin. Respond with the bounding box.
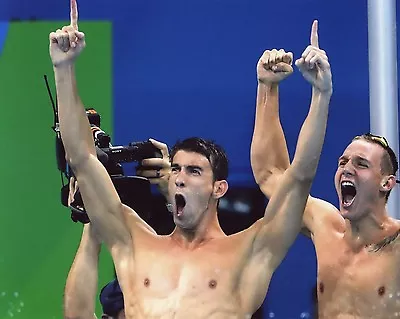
[173,216,195,230]
[340,207,361,222]
[340,209,352,219]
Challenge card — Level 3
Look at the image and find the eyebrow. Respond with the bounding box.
[338,155,370,163]
[357,156,370,162]
[338,155,348,162]
[351,155,370,163]
[187,165,203,171]
[171,163,204,171]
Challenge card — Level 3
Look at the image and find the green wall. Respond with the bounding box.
[0,21,113,318]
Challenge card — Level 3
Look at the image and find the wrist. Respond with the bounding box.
[53,63,75,74]
[258,81,279,90]
[313,87,333,98]
[257,81,279,101]
[53,64,76,87]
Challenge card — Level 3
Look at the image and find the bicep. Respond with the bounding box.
[253,168,312,264]
[251,114,290,199]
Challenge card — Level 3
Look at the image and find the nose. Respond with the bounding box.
[343,169,354,178]
[175,171,185,187]
[343,162,355,178]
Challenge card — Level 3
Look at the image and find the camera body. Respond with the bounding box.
[57,108,162,224]
[88,110,162,166]
[101,141,162,164]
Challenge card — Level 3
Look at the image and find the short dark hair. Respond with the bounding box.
[170,137,229,181]
[353,133,399,201]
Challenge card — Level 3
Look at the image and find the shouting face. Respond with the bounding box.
[334,139,389,220]
[168,150,218,230]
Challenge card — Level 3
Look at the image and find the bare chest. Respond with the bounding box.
[314,234,400,317]
[133,249,238,296]
[118,238,255,318]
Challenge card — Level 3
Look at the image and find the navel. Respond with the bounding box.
[209,279,217,289]
[144,278,150,287]
[319,282,325,294]
[378,286,385,296]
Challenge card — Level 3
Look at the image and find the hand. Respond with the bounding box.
[295,20,332,93]
[136,139,171,200]
[68,176,78,207]
[49,0,86,67]
[257,49,294,84]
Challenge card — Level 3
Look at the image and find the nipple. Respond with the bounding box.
[209,279,217,289]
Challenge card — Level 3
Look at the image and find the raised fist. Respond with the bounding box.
[257,49,293,84]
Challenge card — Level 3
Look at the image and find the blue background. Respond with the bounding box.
[1,1,399,318]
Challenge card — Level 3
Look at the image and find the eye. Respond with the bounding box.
[171,166,179,173]
[338,160,346,167]
[354,159,368,168]
[189,168,201,175]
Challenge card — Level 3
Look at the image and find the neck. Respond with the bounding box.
[344,203,399,250]
[171,209,225,249]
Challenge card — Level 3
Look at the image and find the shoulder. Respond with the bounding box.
[389,219,400,251]
[305,197,345,234]
[121,204,158,236]
[309,197,342,224]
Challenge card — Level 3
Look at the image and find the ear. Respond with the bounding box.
[380,175,396,192]
[213,180,228,199]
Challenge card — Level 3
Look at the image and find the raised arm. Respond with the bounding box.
[250,49,292,199]
[64,225,100,319]
[252,21,333,266]
[64,179,99,319]
[49,0,143,252]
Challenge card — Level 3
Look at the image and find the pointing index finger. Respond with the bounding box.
[310,20,319,48]
[70,0,79,30]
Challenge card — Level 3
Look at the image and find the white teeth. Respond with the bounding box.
[341,181,354,187]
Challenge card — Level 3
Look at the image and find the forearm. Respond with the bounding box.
[251,82,290,196]
[64,225,101,319]
[256,87,331,257]
[54,64,132,245]
[54,64,96,168]
[291,88,331,179]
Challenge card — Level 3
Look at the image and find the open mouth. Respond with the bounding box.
[341,181,357,208]
[175,194,186,216]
